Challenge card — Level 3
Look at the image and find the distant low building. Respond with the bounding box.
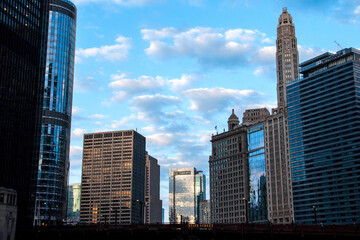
[0,187,17,240]
[199,200,211,224]
[67,184,81,224]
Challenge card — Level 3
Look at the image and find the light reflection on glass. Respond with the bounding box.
[248,124,268,222]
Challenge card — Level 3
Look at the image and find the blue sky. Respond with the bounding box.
[69,0,360,221]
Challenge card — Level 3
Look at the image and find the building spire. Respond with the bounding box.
[227,109,239,131]
[276,7,299,109]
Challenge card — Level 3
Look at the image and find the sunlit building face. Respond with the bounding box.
[169,168,205,224]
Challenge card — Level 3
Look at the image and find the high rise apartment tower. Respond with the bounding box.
[33,0,77,226]
[80,130,146,224]
[287,48,360,224]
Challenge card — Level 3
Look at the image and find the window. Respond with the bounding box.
[0,193,4,203]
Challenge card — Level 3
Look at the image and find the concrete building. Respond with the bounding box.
[0,187,17,240]
[199,200,211,224]
[209,111,249,223]
[80,130,146,224]
[67,184,81,224]
[144,154,162,224]
[242,108,270,125]
[169,168,205,224]
[287,48,360,224]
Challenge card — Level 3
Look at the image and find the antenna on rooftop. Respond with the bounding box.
[334,41,343,51]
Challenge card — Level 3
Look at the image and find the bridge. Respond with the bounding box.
[17,223,360,240]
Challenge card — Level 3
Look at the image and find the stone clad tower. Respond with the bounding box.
[276,7,299,109]
[263,7,297,224]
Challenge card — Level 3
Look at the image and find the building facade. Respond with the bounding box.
[32,0,77,226]
[144,154,162,224]
[263,7,297,224]
[0,188,17,240]
[0,0,42,227]
[80,130,146,224]
[209,110,249,223]
[0,0,77,227]
[199,200,211,224]
[169,168,205,224]
[67,184,81,223]
[247,123,268,223]
[287,48,360,224]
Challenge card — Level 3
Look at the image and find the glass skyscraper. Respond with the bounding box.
[32,0,77,226]
[247,124,267,222]
[169,168,205,224]
[287,48,360,224]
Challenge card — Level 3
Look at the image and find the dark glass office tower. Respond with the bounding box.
[287,48,360,224]
[33,0,76,225]
[0,0,42,227]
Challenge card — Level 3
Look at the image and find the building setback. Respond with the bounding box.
[287,48,360,224]
[209,111,249,223]
[144,154,162,224]
[80,130,146,224]
[169,168,205,224]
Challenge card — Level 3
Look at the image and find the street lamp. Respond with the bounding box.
[312,205,317,225]
[133,199,144,224]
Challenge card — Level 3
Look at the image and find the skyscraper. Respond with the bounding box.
[0,0,42,227]
[287,48,360,224]
[33,0,77,226]
[0,0,77,227]
[80,130,146,224]
[144,154,162,224]
[209,111,249,223]
[276,7,299,109]
[263,7,297,224]
[169,167,205,224]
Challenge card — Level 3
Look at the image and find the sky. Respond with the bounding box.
[69,0,360,222]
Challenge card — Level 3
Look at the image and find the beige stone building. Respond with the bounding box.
[0,187,17,240]
[263,7,299,224]
[209,110,249,223]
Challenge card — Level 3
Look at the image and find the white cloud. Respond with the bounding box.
[76,36,131,62]
[169,74,204,92]
[109,74,166,91]
[183,87,262,113]
[142,27,272,67]
[72,128,87,140]
[72,106,83,116]
[252,46,276,64]
[70,146,83,158]
[298,45,326,62]
[355,6,360,15]
[88,114,108,119]
[147,133,176,146]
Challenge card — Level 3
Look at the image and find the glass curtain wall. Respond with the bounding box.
[247,124,268,222]
[33,0,76,226]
